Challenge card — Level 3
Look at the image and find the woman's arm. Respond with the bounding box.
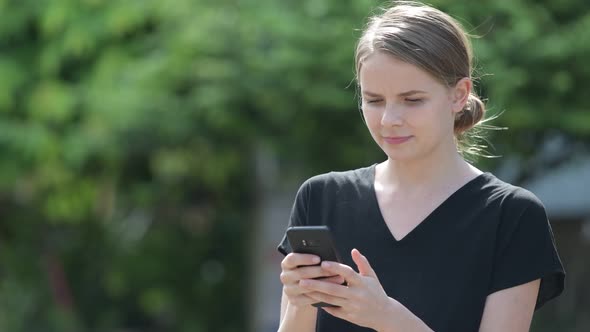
[278,290,317,332]
[478,279,540,332]
[379,279,540,332]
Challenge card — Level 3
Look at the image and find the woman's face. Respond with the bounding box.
[359,52,467,162]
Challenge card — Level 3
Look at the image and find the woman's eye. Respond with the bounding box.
[405,98,423,103]
[367,99,383,104]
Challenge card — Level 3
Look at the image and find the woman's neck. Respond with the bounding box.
[376,145,481,195]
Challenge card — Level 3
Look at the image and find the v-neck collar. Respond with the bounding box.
[366,164,490,245]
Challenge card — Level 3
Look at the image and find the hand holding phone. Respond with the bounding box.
[286,225,343,307]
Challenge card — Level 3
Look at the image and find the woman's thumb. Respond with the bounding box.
[352,248,378,278]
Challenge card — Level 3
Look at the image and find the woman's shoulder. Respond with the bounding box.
[295,164,376,200]
[301,164,376,188]
[479,172,547,214]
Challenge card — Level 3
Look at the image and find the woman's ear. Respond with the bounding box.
[451,77,472,113]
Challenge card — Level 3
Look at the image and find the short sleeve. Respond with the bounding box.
[277,180,311,256]
[488,196,565,310]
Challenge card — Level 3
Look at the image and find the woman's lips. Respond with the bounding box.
[383,136,413,144]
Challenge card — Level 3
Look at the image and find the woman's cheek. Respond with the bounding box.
[362,107,380,124]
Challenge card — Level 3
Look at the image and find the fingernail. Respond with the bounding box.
[300,280,310,286]
[312,256,320,264]
[321,261,331,268]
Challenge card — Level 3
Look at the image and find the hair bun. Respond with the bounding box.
[454,93,485,134]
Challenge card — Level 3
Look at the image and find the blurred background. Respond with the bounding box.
[0,0,588,331]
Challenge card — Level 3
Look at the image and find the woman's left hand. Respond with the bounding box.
[299,248,398,330]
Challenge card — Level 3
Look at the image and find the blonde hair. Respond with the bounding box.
[355,1,490,157]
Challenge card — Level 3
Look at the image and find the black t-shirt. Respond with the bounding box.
[277,164,565,332]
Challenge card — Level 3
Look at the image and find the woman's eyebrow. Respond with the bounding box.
[362,90,427,97]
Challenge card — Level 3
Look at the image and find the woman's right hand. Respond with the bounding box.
[280,253,346,308]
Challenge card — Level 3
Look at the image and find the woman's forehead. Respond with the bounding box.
[359,53,442,93]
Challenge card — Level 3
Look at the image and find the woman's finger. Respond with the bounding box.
[280,266,340,285]
[281,253,320,270]
[283,284,317,297]
[320,261,361,286]
[300,278,350,298]
[351,249,378,278]
[317,275,346,284]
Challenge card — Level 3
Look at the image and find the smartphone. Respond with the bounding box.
[286,225,342,308]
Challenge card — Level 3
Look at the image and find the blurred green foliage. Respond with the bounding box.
[0,0,588,331]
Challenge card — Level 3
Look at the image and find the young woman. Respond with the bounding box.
[277,2,565,332]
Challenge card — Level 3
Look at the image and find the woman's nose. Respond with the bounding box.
[381,104,404,126]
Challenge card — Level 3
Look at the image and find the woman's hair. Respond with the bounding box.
[355,1,491,158]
